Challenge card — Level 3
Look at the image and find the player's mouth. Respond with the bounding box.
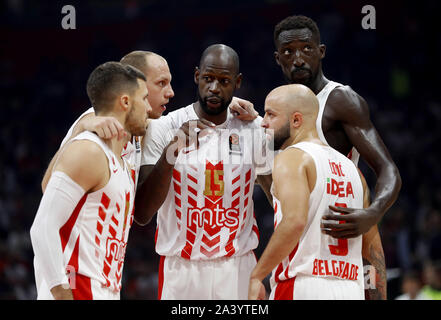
[291,68,311,80]
[206,97,222,109]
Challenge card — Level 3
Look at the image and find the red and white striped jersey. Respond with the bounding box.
[316,81,360,166]
[53,131,136,293]
[61,107,142,186]
[142,104,270,260]
[269,142,364,291]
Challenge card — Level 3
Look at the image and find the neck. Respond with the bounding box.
[280,127,323,150]
[309,69,329,95]
[193,101,228,125]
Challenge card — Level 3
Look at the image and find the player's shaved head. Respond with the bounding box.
[120,51,166,75]
[266,84,319,127]
[199,44,240,74]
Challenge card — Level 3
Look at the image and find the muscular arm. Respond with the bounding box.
[134,146,175,226]
[359,171,387,300]
[324,87,401,236]
[134,119,215,226]
[31,140,108,300]
[249,149,312,299]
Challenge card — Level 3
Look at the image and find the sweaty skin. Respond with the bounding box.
[274,27,401,238]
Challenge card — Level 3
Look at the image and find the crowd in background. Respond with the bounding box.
[1,0,440,299]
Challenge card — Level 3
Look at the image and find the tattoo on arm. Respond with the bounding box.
[363,245,387,300]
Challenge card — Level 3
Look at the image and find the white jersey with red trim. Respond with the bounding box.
[61,107,142,186]
[269,142,364,292]
[142,104,270,260]
[316,81,360,165]
[58,131,136,293]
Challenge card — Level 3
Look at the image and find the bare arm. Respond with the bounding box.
[134,119,215,226]
[249,149,312,299]
[323,87,401,237]
[359,172,386,300]
[32,140,108,299]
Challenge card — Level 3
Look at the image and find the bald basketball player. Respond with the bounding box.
[41,51,256,193]
[135,44,271,299]
[248,84,384,300]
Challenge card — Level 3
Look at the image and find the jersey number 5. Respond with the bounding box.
[328,202,348,256]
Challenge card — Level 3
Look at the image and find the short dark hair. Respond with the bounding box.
[274,15,321,47]
[86,61,146,114]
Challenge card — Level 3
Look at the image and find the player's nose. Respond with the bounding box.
[165,84,174,99]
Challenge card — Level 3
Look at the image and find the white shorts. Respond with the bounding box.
[269,275,364,300]
[158,251,257,300]
[36,274,120,300]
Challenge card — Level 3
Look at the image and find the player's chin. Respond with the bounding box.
[132,126,147,137]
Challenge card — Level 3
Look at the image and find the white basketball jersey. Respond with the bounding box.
[142,104,270,260]
[59,131,136,292]
[269,142,364,292]
[61,107,142,186]
[316,81,360,165]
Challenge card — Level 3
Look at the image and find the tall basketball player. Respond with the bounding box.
[249,84,383,300]
[134,44,272,299]
[30,62,151,299]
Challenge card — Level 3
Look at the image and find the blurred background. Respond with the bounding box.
[1,0,440,300]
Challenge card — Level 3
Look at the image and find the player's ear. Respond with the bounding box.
[119,94,130,111]
[319,44,326,59]
[235,73,242,89]
[291,112,303,128]
[274,51,281,66]
[194,67,200,85]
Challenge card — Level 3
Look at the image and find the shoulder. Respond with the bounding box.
[327,85,370,120]
[56,138,108,181]
[274,147,313,176]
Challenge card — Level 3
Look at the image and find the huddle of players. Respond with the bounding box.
[30,15,401,300]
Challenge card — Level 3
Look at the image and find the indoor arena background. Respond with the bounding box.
[1,0,440,299]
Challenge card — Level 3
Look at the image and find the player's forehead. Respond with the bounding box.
[147,56,172,80]
[200,54,237,76]
[277,28,316,47]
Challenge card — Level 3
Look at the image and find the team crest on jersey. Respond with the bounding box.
[228,133,242,155]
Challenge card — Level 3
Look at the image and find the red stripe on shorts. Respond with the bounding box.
[274,276,296,300]
[157,256,165,300]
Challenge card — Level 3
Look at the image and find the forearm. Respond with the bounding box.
[134,151,175,225]
[362,226,387,300]
[32,172,86,292]
[251,219,304,281]
[368,163,401,221]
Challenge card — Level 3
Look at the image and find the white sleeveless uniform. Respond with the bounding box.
[34,131,136,299]
[316,81,360,165]
[142,104,270,299]
[269,142,365,300]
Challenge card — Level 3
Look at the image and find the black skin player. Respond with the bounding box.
[271,15,401,300]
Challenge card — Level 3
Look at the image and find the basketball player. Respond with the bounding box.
[41,51,256,193]
[30,62,151,300]
[273,15,401,239]
[40,51,174,193]
[248,84,383,300]
[134,44,272,299]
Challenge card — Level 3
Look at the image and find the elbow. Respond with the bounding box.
[134,216,151,226]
